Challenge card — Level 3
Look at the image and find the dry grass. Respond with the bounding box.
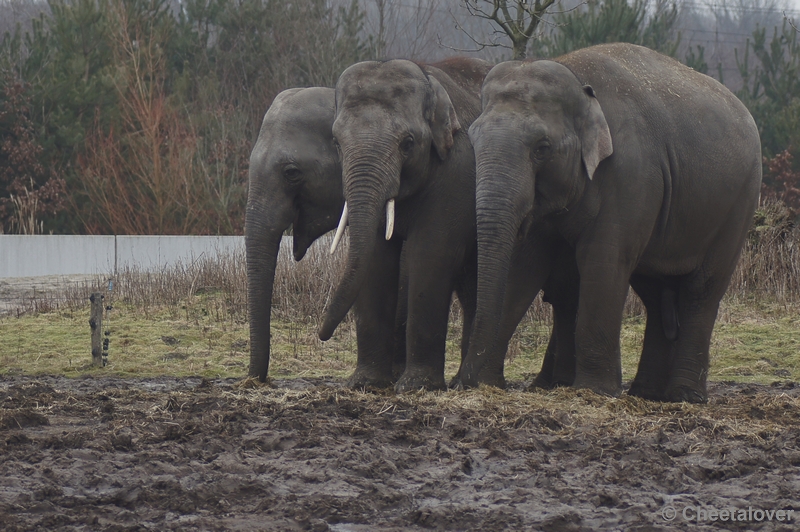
[219,381,800,451]
[730,200,800,302]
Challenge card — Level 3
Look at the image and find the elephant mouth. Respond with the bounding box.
[293,228,311,262]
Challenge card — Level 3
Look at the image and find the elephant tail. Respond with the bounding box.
[661,286,679,341]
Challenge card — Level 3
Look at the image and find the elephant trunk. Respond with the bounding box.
[246,201,290,382]
[460,139,534,386]
[319,145,400,341]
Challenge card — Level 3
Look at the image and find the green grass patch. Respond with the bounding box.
[497,295,800,385]
[1,292,797,386]
[0,289,360,380]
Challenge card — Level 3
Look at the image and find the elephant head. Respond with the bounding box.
[460,60,613,385]
[246,87,342,381]
[318,60,461,341]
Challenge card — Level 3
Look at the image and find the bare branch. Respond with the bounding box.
[525,0,557,37]
[786,11,800,33]
[454,0,560,59]
[515,0,526,33]
[436,12,506,55]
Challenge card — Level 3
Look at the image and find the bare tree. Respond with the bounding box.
[360,0,442,59]
[459,0,558,59]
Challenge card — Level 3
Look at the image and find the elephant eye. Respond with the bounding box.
[532,142,552,163]
[400,136,414,155]
[283,165,302,182]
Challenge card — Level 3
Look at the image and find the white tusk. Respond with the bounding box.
[385,199,395,240]
[330,202,348,254]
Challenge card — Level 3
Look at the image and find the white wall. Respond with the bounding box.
[0,235,246,278]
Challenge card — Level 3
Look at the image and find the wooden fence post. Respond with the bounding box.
[90,292,104,367]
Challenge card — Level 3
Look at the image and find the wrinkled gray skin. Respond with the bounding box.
[247,87,407,384]
[317,58,493,392]
[461,43,762,402]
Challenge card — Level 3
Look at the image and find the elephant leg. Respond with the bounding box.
[448,255,478,388]
[665,269,733,403]
[531,301,581,390]
[627,275,675,401]
[663,275,721,403]
[394,243,459,393]
[572,249,631,397]
[457,252,478,364]
[448,284,477,386]
[542,248,580,387]
[392,246,409,380]
[531,327,559,389]
[349,237,403,389]
[394,280,454,392]
[548,298,579,387]
[531,302,579,389]
[665,202,752,404]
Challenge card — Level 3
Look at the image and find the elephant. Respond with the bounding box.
[316,57,494,392]
[244,85,552,388]
[246,87,407,385]
[246,87,343,382]
[460,43,762,403]
[244,86,509,388]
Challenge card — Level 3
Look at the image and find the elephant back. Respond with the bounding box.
[420,58,492,127]
[557,43,756,137]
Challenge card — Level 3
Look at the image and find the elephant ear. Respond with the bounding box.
[580,85,613,179]
[428,75,461,161]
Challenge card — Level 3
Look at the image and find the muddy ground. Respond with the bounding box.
[1,376,798,531]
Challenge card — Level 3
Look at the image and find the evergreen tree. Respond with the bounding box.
[684,45,709,74]
[0,0,120,231]
[736,20,800,154]
[0,72,66,233]
[534,0,680,58]
[735,20,800,207]
[0,0,374,234]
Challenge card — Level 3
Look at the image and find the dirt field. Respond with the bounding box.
[1,375,798,531]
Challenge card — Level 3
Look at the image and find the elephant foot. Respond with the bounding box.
[572,376,622,398]
[448,372,462,389]
[453,375,476,389]
[530,371,574,390]
[450,372,505,390]
[395,366,447,393]
[391,363,406,381]
[627,380,667,402]
[477,372,506,389]
[346,367,394,390]
[664,384,708,404]
[529,373,556,390]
